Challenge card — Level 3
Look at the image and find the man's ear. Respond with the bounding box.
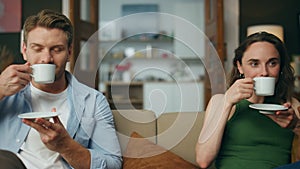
[67,45,73,62]
[21,42,27,61]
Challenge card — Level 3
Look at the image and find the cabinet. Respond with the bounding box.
[105,82,204,114]
[143,82,204,117]
[105,82,143,109]
[143,83,175,116]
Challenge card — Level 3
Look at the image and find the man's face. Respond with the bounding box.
[22,26,72,82]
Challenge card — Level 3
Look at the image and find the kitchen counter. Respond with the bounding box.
[103,81,204,116]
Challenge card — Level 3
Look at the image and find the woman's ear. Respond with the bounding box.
[237,61,244,74]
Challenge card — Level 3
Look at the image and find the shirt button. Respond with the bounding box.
[16,139,20,143]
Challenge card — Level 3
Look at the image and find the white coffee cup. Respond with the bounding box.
[31,64,56,84]
[253,77,276,96]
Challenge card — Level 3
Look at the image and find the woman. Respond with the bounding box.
[196,32,300,169]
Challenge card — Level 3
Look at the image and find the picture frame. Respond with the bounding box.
[0,0,21,33]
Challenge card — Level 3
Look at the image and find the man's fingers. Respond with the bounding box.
[23,118,56,133]
[50,108,62,124]
[22,118,49,133]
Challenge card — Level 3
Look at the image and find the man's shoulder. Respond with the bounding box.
[67,72,103,95]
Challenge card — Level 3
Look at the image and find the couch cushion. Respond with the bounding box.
[157,112,205,165]
[112,109,157,153]
[123,131,199,169]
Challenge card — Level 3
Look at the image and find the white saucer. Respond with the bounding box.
[258,110,277,115]
[18,112,60,119]
[249,104,288,114]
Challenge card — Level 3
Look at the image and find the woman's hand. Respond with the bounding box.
[267,102,299,129]
[224,78,254,105]
[292,107,300,134]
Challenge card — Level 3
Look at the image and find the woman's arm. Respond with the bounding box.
[292,98,300,162]
[196,78,254,168]
[195,94,234,168]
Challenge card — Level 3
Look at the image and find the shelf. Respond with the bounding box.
[99,37,175,61]
[105,82,143,109]
[100,39,173,44]
[107,81,143,85]
[108,99,143,104]
[100,33,173,43]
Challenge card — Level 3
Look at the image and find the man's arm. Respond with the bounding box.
[22,116,91,169]
[59,137,91,169]
[22,96,122,169]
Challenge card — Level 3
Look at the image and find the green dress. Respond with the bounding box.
[215,99,294,169]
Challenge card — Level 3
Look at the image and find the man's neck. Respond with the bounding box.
[31,75,68,94]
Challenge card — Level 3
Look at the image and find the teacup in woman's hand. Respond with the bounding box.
[253,77,275,96]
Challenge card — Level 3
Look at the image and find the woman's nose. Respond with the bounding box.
[260,66,269,76]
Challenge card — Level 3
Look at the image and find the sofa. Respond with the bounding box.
[112,109,216,169]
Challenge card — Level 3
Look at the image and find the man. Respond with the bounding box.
[0,9,122,169]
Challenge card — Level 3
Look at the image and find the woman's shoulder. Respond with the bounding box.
[207,94,238,120]
[292,97,300,104]
[210,94,225,100]
[291,97,300,118]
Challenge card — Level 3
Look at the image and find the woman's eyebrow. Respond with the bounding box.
[268,57,280,61]
[247,58,259,62]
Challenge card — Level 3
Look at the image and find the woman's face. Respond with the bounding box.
[237,41,280,80]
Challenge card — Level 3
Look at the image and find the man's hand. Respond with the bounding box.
[22,108,72,153]
[0,63,31,99]
[22,108,91,169]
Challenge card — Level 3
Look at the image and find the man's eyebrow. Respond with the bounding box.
[52,44,65,48]
[29,43,43,47]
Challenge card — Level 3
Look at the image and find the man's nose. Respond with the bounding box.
[40,51,53,63]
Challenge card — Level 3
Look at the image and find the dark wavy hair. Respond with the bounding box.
[228,32,295,102]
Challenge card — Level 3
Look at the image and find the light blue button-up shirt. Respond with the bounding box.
[0,72,122,169]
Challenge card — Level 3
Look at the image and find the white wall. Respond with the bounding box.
[223,0,239,72]
[100,0,204,30]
